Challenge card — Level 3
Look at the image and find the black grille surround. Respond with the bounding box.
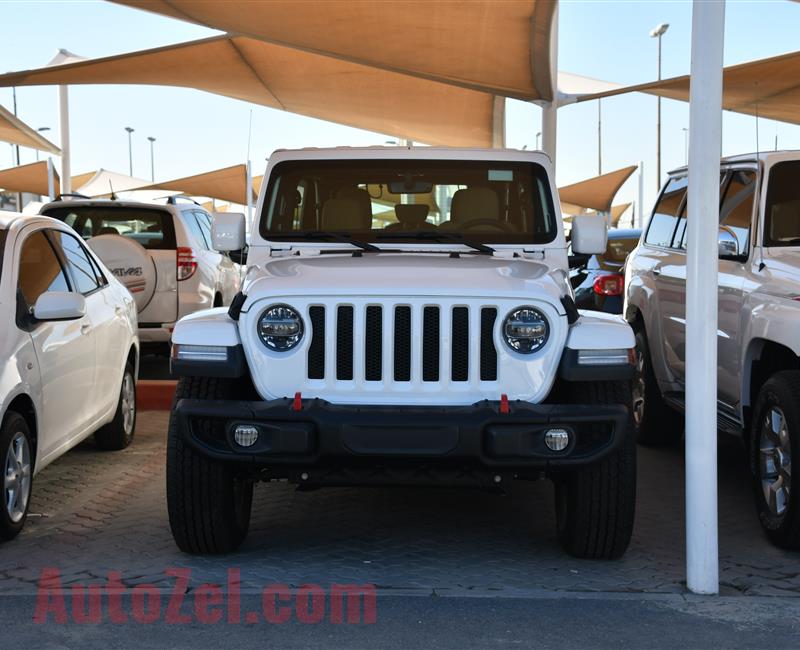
[364,306,382,381]
[394,306,411,382]
[336,306,354,380]
[307,306,326,379]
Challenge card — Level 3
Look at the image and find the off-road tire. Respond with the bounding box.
[633,327,683,447]
[750,371,800,550]
[554,380,637,559]
[167,375,253,554]
[94,362,137,451]
[0,412,32,541]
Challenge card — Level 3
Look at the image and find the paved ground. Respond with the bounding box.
[5,411,800,597]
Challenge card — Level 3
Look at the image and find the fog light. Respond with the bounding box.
[545,428,570,452]
[233,425,259,447]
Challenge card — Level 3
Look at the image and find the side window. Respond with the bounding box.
[49,230,102,295]
[764,161,800,247]
[645,176,687,248]
[719,169,756,256]
[194,211,215,250]
[17,230,71,308]
[183,211,209,249]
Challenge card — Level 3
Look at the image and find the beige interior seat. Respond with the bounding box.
[441,187,499,229]
[384,204,430,231]
[322,198,370,230]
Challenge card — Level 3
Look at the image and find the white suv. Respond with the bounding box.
[0,212,139,540]
[41,197,242,353]
[167,146,638,559]
[626,151,800,549]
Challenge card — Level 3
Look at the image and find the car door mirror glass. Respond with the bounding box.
[33,291,86,321]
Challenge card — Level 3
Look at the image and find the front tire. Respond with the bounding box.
[750,371,800,549]
[166,376,253,554]
[94,362,137,451]
[1,412,33,541]
[554,380,637,559]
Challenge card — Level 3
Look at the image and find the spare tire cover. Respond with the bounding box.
[87,234,157,311]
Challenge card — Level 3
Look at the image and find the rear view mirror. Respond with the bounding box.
[212,212,246,252]
[570,215,608,255]
[718,239,738,257]
[229,245,248,266]
[33,292,86,321]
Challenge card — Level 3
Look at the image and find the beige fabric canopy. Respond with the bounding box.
[610,203,632,227]
[558,165,637,213]
[74,169,151,197]
[0,160,59,196]
[133,164,253,206]
[112,0,556,102]
[576,49,800,126]
[0,104,60,154]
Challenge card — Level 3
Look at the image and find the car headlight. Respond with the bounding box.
[503,307,549,354]
[257,304,303,351]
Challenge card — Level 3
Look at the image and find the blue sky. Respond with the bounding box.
[2,0,800,217]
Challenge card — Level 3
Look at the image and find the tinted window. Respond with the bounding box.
[17,230,70,307]
[183,211,210,249]
[764,161,800,247]
[194,211,215,249]
[50,230,101,294]
[645,176,687,248]
[43,206,176,250]
[719,169,756,256]
[0,230,6,284]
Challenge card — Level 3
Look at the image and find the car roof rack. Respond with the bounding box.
[166,195,201,206]
[54,192,91,201]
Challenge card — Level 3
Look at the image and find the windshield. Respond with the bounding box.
[259,159,557,246]
[765,161,800,247]
[42,206,177,250]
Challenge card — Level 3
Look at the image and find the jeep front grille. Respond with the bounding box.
[307,304,498,384]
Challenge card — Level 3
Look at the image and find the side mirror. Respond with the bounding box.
[33,292,86,321]
[212,212,246,252]
[229,245,249,266]
[570,215,608,255]
[718,239,738,257]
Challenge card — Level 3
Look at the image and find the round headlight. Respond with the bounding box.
[257,304,303,351]
[503,307,549,354]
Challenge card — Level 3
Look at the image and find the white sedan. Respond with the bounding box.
[0,212,139,541]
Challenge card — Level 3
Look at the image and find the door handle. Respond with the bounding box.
[80,323,92,335]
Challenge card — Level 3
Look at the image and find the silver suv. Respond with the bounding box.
[41,197,242,353]
[625,152,800,549]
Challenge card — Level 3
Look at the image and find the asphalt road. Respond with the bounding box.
[5,591,799,649]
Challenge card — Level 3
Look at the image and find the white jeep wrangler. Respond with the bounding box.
[626,151,800,549]
[167,147,637,558]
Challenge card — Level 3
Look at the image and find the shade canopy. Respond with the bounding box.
[112,0,556,102]
[0,104,60,154]
[0,160,59,196]
[133,164,253,205]
[558,165,637,213]
[576,49,800,126]
[610,202,632,227]
[73,168,151,197]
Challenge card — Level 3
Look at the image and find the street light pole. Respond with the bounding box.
[535,131,541,150]
[35,127,51,162]
[651,23,669,191]
[683,127,689,164]
[147,136,156,181]
[125,126,135,176]
[598,99,602,175]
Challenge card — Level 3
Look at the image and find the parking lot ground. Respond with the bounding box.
[3,411,800,646]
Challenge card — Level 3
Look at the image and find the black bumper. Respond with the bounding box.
[175,397,629,480]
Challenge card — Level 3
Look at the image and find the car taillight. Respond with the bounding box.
[177,247,197,281]
[593,274,624,296]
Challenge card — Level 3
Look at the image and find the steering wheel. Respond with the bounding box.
[458,218,516,233]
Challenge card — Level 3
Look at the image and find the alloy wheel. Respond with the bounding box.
[122,372,136,436]
[4,431,31,524]
[759,406,793,517]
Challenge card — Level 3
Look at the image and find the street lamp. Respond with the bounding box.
[682,127,689,164]
[535,131,542,150]
[124,126,134,176]
[35,127,51,162]
[650,22,669,190]
[147,136,156,181]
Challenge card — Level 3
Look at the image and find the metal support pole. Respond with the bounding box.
[637,161,645,229]
[685,0,724,596]
[148,136,156,181]
[540,4,558,169]
[656,35,663,191]
[47,157,55,200]
[246,160,254,225]
[58,85,72,195]
[598,99,602,176]
[491,96,506,149]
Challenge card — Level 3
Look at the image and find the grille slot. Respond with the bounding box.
[365,306,383,381]
[336,306,354,380]
[307,306,326,379]
[480,307,498,381]
[394,306,411,382]
[451,307,469,381]
[422,306,440,382]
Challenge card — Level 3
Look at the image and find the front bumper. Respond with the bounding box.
[175,397,629,482]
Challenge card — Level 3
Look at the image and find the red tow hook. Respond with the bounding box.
[499,394,510,414]
[292,392,303,412]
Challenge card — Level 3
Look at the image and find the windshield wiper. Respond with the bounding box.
[277,230,380,252]
[376,230,495,254]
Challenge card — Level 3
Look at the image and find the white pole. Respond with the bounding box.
[638,160,645,229]
[491,96,506,149]
[58,85,71,195]
[246,160,253,224]
[47,157,55,200]
[685,0,724,596]
[540,5,558,169]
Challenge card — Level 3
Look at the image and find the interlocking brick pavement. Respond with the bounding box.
[2,411,799,597]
